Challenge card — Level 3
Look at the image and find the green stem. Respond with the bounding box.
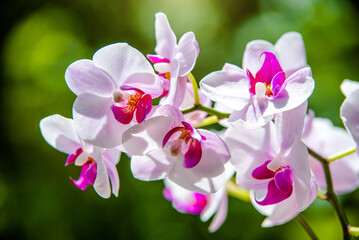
[349,226,359,237]
[187,72,200,106]
[226,180,250,202]
[307,147,350,240]
[295,214,319,240]
[327,148,356,162]
[193,116,219,128]
[181,104,230,119]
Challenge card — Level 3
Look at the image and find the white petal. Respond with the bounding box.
[123,72,163,98]
[73,93,126,148]
[40,114,81,154]
[265,68,314,117]
[93,43,154,88]
[341,90,359,146]
[122,115,175,156]
[177,32,199,76]
[154,12,177,59]
[65,59,114,97]
[131,149,174,181]
[94,150,111,198]
[340,79,359,97]
[274,32,307,76]
[242,40,274,74]
[200,70,251,111]
[208,192,228,232]
[103,151,120,196]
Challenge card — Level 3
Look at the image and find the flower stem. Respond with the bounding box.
[295,214,319,240]
[326,147,356,162]
[193,116,219,128]
[307,147,350,240]
[181,104,230,119]
[349,226,359,237]
[226,180,250,202]
[187,72,200,106]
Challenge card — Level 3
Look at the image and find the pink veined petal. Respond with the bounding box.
[112,105,135,124]
[39,114,82,154]
[177,31,199,76]
[271,71,286,96]
[274,32,307,76]
[65,59,115,97]
[154,12,177,59]
[184,139,202,168]
[93,43,155,88]
[147,54,170,64]
[256,179,293,206]
[252,160,276,180]
[274,168,293,193]
[255,52,283,86]
[163,127,183,147]
[65,148,83,166]
[242,40,274,75]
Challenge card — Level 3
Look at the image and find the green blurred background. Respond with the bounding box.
[1,0,359,239]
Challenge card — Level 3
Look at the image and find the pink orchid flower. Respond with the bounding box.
[302,110,359,194]
[121,105,230,194]
[163,162,234,232]
[147,12,199,107]
[341,79,359,151]
[65,43,163,148]
[225,103,318,226]
[40,114,120,198]
[200,32,314,129]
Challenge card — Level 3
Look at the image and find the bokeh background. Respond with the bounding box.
[1,0,359,239]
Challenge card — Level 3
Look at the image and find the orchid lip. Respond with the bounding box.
[162,121,204,168]
[252,160,293,205]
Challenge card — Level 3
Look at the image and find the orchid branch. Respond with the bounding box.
[188,72,200,106]
[181,104,231,119]
[295,214,319,240]
[349,226,359,237]
[307,147,350,240]
[326,147,356,162]
[225,180,250,202]
[193,116,219,128]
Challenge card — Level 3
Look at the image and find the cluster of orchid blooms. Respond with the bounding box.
[40,12,359,238]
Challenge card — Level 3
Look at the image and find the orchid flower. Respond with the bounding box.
[200,32,314,129]
[121,105,230,194]
[147,12,199,107]
[65,43,163,148]
[340,79,359,152]
[225,103,318,226]
[302,110,359,194]
[39,114,120,198]
[163,162,234,232]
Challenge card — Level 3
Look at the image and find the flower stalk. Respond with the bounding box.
[181,104,230,119]
[188,72,200,106]
[307,147,350,240]
[295,214,319,240]
[226,180,250,202]
[326,147,356,162]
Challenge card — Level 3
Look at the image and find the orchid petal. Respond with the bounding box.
[271,71,286,96]
[340,79,359,97]
[255,179,292,206]
[131,149,174,181]
[73,93,127,148]
[112,105,134,124]
[242,40,274,75]
[274,32,307,76]
[252,160,276,180]
[40,114,81,154]
[255,52,283,86]
[274,168,293,194]
[123,72,163,98]
[65,59,114,97]
[177,31,199,76]
[93,152,111,198]
[103,152,120,197]
[154,12,177,59]
[200,69,251,111]
[122,115,175,156]
[341,90,359,146]
[147,54,170,64]
[93,43,154,88]
[208,192,228,232]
